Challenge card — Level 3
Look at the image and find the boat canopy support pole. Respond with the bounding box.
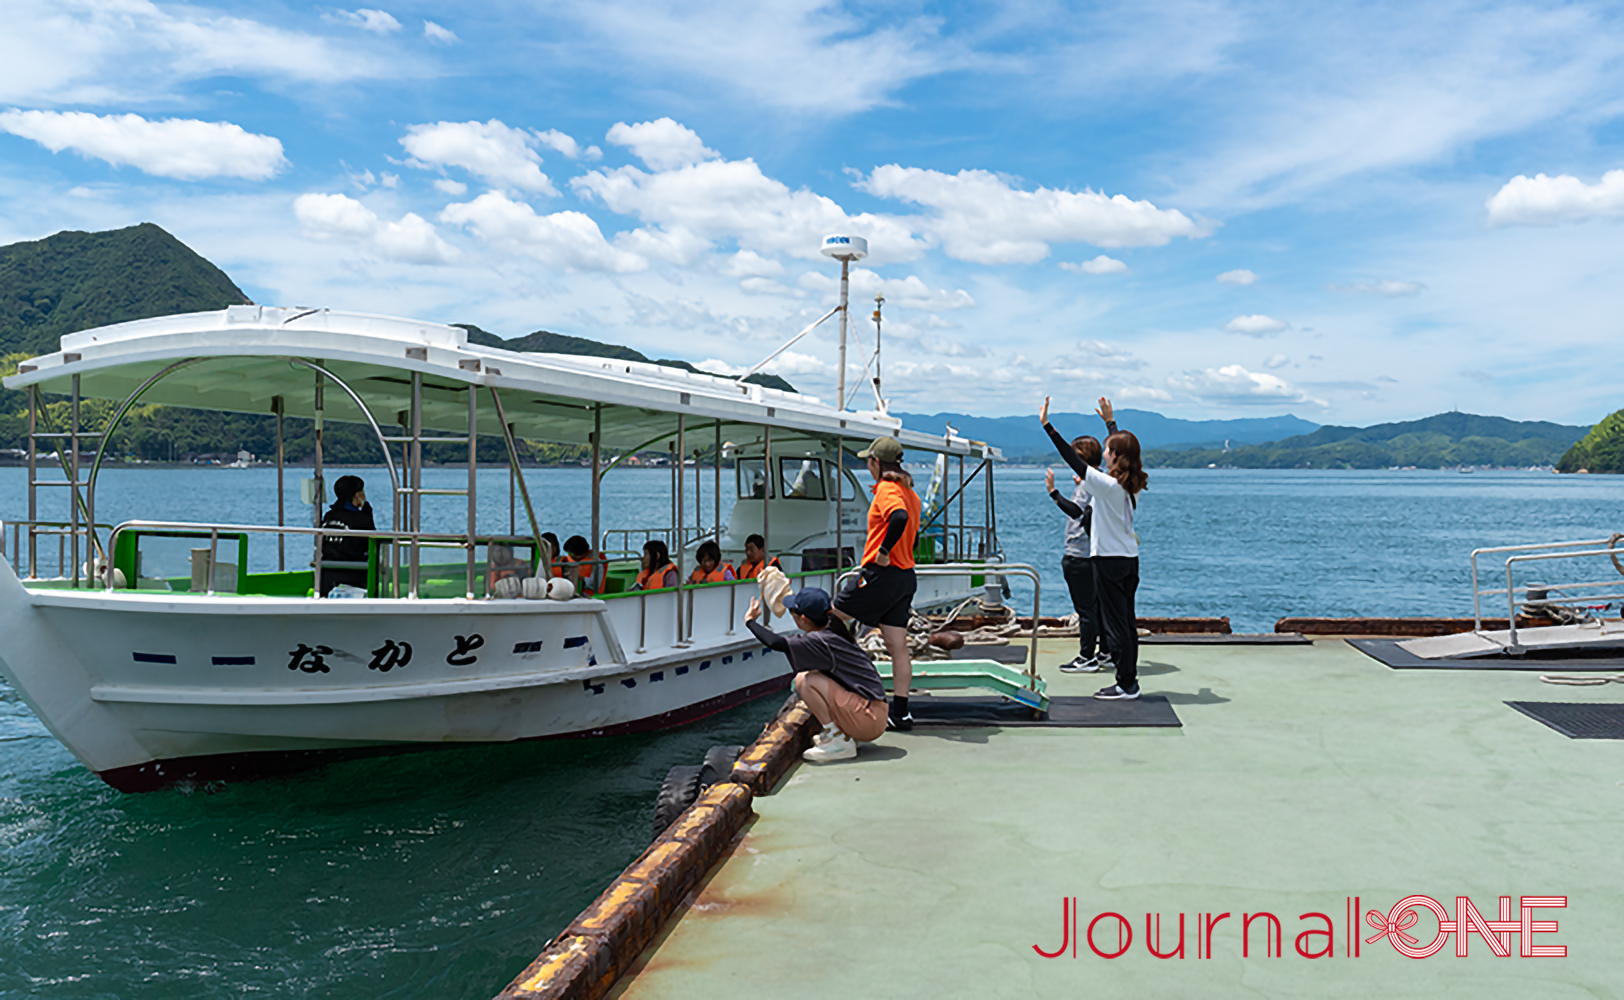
[466,385,478,600]
[312,368,324,596]
[410,372,423,598]
[26,386,36,578]
[488,387,547,578]
[762,425,771,567]
[273,396,285,572]
[590,405,601,564]
[70,374,80,586]
[713,420,721,543]
[676,413,687,644]
[835,435,843,571]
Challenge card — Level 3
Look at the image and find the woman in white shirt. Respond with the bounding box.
[1040,396,1148,700]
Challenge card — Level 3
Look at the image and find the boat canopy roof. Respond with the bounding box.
[3,307,1000,459]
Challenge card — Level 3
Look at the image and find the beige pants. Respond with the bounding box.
[795,671,888,743]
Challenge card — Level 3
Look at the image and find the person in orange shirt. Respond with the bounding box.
[737,534,782,580]
[831,435,921,731]
[687,540,736,584]
[633,539,678,590]
[558,534,602,597]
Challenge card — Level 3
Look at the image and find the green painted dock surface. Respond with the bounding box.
[612,639,1624,998]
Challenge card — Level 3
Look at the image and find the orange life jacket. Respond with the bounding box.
[688,562,736,584]
[633,562,677,590]
[556,552,602,596]
[738,556,782,580]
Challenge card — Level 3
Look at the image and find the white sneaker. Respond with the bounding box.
[1060,655,1103,674]
[803,733,858,762]
[812,723,840,746]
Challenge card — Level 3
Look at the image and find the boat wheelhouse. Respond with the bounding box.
[0,306,1004,791]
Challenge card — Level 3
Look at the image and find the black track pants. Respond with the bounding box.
[1093,556,1139,690]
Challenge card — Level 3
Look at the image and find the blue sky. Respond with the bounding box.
[3,1,1623,426]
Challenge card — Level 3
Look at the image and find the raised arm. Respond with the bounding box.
[1049,489,1085,519]
[1097,397,1118,437]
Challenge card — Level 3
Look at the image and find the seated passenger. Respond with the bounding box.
[738,534,782,580]
[688,540,736,584]
[558,534,602,596]
[633,539,678,590]
[487,543,531,596]
[320,474,374,596]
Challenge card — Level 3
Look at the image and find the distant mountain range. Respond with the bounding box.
[892,410,1323,458]
[1143,412,1590,469]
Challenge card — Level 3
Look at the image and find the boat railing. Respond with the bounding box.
[599,567,848,656]
[1471,535,1624,648]
[838,562,1042,692]
[0,519,118,581]
[598,525,721,559]
[102,520,541,598]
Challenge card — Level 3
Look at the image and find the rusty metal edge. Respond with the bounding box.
[1275,616,1559,637]
[493,698,818,1000]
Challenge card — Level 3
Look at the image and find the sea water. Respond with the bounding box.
[1,466,1621,997]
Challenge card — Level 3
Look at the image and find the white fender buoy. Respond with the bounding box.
[493,576,523,600]
[546,577,575,601]
[521,576,547,600]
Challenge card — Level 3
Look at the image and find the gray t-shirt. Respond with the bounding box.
[747,619,886,702]
[1063,482,1092,558]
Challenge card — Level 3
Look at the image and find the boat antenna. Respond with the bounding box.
[819,234,868,411]
[870,293,886,414]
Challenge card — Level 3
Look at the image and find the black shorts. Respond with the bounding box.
[833,564,917,628]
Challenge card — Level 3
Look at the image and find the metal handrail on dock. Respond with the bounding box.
[839,561,1042,692]
[1470,535,1624,650]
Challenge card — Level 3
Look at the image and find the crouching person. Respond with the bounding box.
[746,587,888,763]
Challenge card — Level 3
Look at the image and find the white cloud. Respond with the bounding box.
[1485,170,1624,226]
[721,250,784,278]
[1264,353,1289,369]
[545,1,959,114]
[294,192,457,264]
[0,0,403,105]
[401,119,557,194]
[799,268,974,311]
[433,178,467,195]
[1224,314,1289,336]
[1217,269,1258,285]
[572,148,928,264]
[1167,364,1326,407]
[856,165,1209,263]
[439,190,646,273]
[1060,255,1128,275]
[0,109,285,180]
[423,20,458,44]
[325,8,401,33]
[1077,339,1145,370]
[536,129,600,161]
[1330,279,1426,296]
[606,118,719,171]
[737,277,800,296]
[700,350,828,377]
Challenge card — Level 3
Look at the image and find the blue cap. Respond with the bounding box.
[784,586,832,622]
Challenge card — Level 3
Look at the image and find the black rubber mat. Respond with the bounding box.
[951,644,1030,664]
[1143,633,1312,645]
[1506,701,1624,739]
[908,693,1181,728]
[1350,638,1624,671]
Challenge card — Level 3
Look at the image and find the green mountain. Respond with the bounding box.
[0,222,252,357]
[1145,412,1590,469]
[1557,409,1624,473]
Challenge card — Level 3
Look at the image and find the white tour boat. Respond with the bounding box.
[0,306,1004,791]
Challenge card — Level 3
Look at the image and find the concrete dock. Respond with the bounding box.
[598,638,1624,998]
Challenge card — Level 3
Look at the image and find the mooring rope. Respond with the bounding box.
[1539,673,1624,686]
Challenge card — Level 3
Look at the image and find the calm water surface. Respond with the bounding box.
[1,465,1621,997]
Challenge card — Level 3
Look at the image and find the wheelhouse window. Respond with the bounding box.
[779,458,825,500]
[737,458,769,499]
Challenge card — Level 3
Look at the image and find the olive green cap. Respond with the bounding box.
[857,436,904,462]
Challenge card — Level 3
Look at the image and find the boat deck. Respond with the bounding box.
[607,638,1624,998]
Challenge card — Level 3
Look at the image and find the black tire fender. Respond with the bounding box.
[652,763,705,838]
[699,744,744,786]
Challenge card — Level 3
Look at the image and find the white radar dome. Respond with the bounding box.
[820,234,868,260]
